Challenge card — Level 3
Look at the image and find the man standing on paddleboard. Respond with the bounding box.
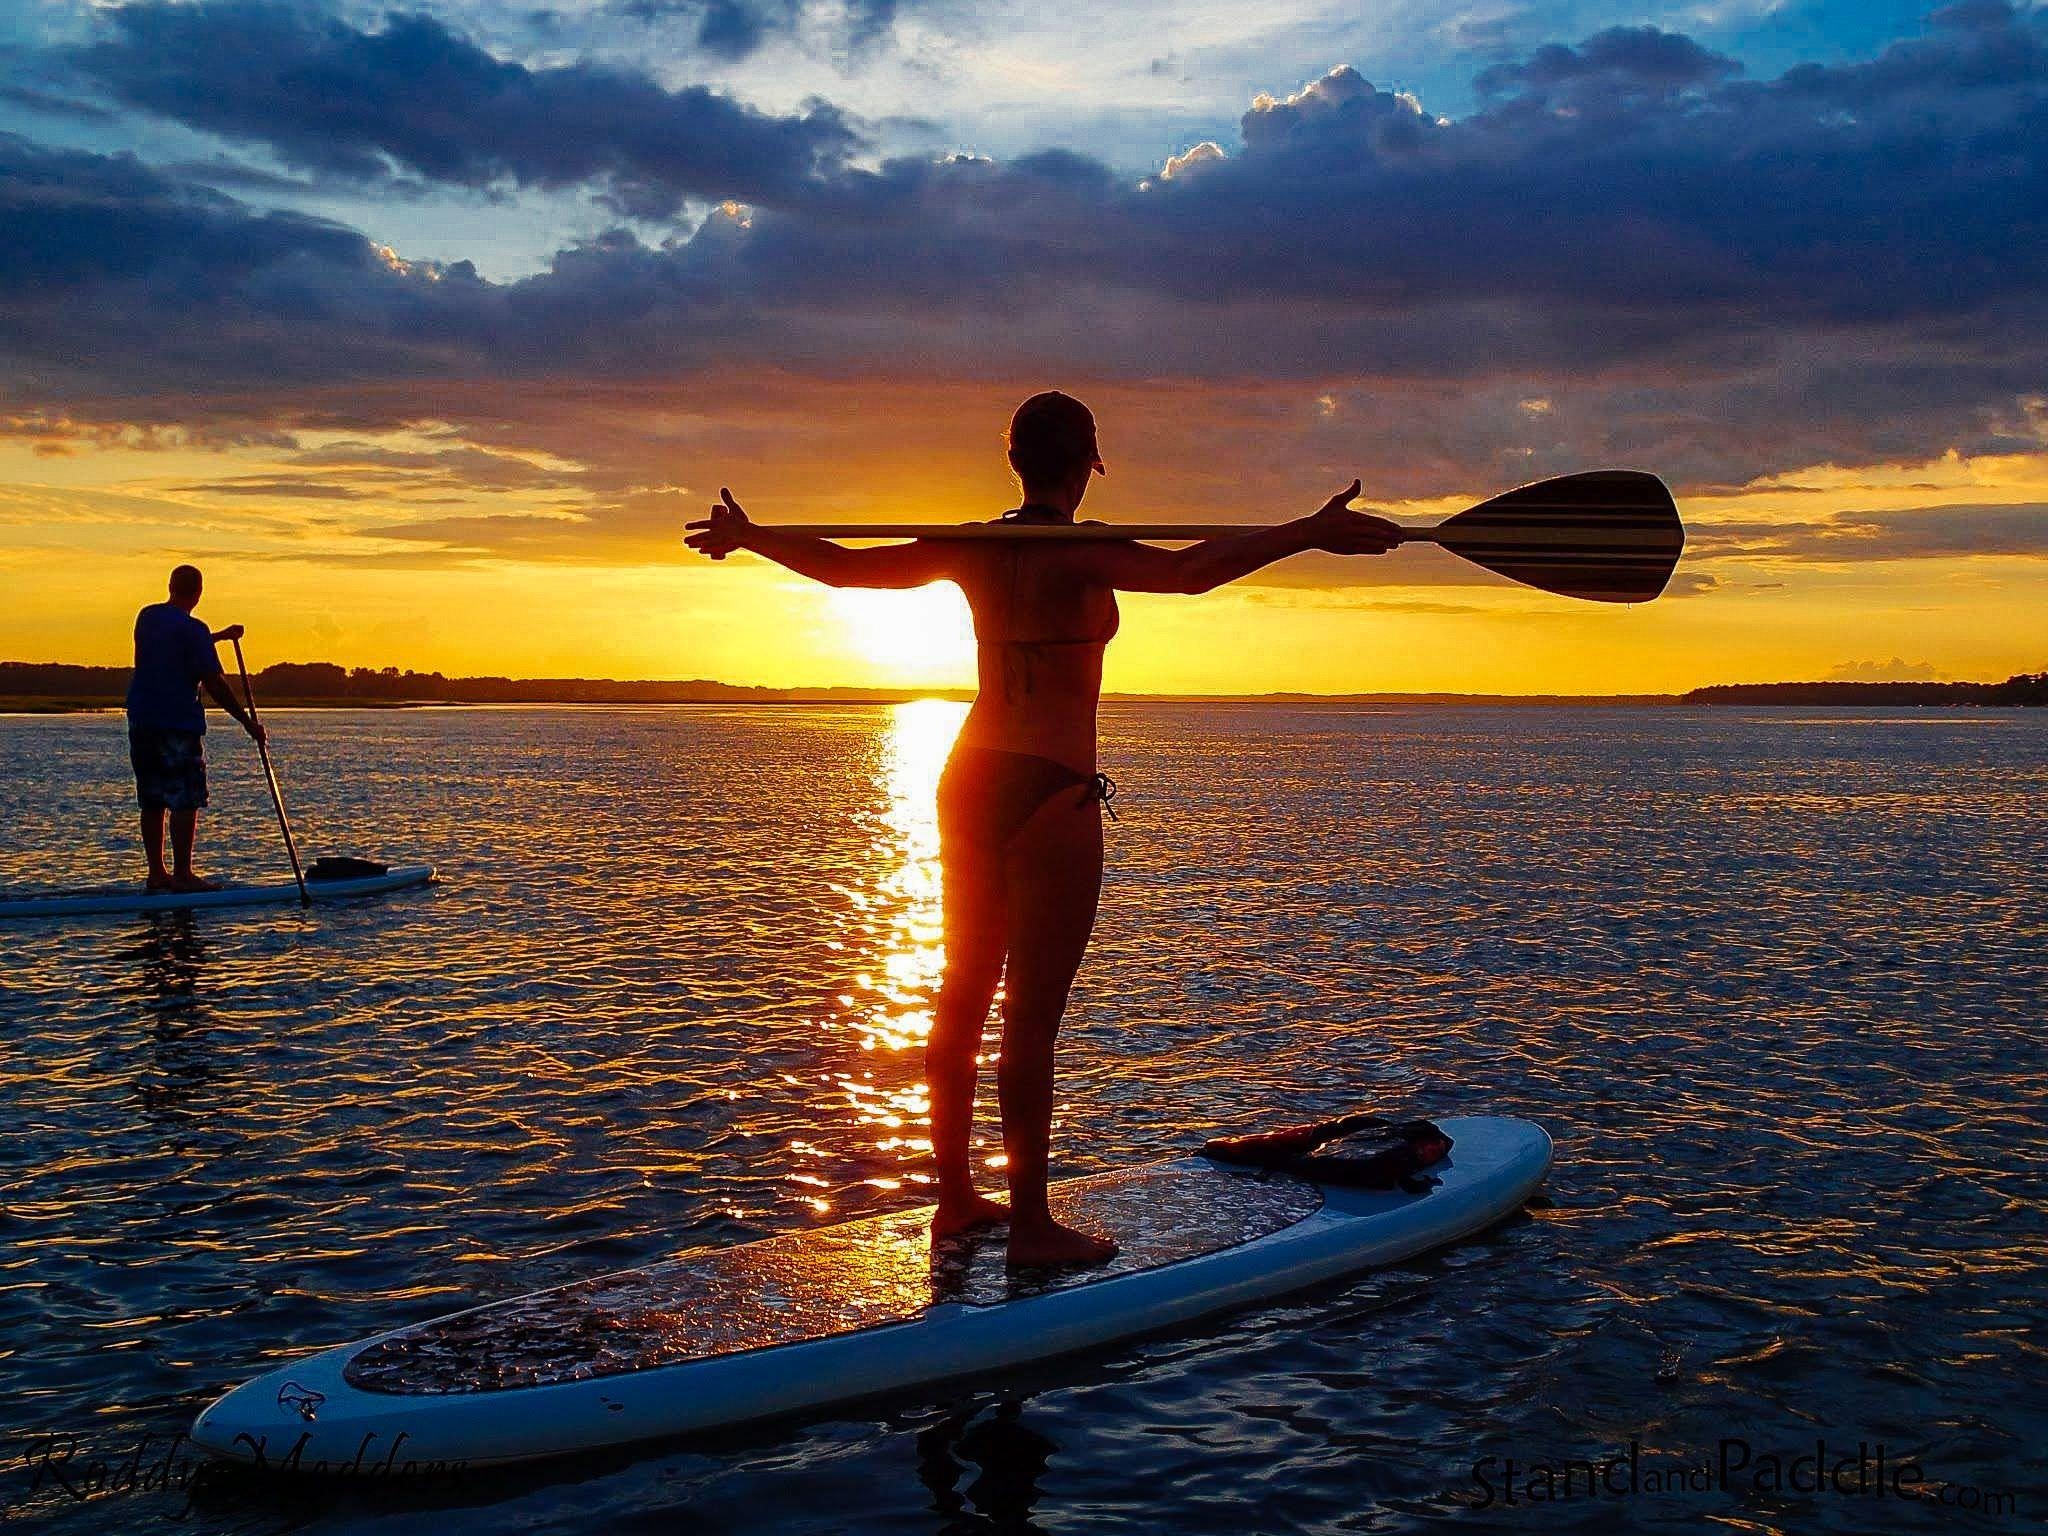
[126,564,265,893]
[689,394,1398,1266]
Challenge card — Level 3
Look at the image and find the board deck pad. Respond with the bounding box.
[345,1163,1324,1396]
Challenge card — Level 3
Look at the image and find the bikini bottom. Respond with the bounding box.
[937,746,1117,854]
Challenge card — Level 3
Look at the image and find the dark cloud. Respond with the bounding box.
[0,132,489,398]
[73,1,860,216]
[360,485,694,563]
[0,133,363,296]
[1825,656,1942,681]
[0,82,116,121]
[3,7,2046,496]
[1687,503,2048,561]
[289,441,588,491]
[1474,26,1742,101]
[607,0,900,60]
[155,156,326,194]
[1246,591,1503,615]
[1240,556,1720,598]
[543,7,2045,377]
[176,478,368,498]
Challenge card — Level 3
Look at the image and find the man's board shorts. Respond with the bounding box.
[129,727,208,811]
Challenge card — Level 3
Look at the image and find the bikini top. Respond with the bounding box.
[980,506,1121,650]
[975,506,1118,702]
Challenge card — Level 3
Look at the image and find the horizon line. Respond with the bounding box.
[5,658,2043,706]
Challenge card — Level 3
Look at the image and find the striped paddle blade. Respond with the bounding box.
[1428,471,1683,603]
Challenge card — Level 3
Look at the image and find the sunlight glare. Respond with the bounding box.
[826,584,975,680]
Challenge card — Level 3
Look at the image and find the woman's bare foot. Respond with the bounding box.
[932,1192,1009,1241]
[170,872,222,893]
[145,872,175,893]
[1006,1218,1118,1269]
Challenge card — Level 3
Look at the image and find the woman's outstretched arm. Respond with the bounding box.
[686,489,952,589]
[1085,480,1399,594]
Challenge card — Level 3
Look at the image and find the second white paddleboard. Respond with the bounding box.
[0,864,435,919]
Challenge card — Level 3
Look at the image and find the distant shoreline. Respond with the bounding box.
[4,661,2042,714]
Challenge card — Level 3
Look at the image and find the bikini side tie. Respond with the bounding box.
[1084,771,1118,821]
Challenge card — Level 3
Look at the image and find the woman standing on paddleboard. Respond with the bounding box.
[688,393,1399,1265]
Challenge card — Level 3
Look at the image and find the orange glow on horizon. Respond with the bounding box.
[2,383,2044,695]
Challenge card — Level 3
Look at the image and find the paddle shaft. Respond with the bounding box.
[771,524,1446,541]
[231,637,309,907]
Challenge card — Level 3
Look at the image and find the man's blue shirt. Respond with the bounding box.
[125,603,222,732]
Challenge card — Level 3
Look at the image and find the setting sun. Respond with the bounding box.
[825,584,978,684]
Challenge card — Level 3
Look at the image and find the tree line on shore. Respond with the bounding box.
[4,661,2044,707]
[1685,674,2047,706]
[0,661,939,705]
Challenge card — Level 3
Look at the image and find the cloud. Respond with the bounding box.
[72,1,860,217]
[1687,503,2048,561]
[1474,25,1742,101]
[607,0,905,60]
[3,5,2047,495]
[176,478,368,499]
[0,83,115,121]
[1245,590,1499,614]
[357,483,697,563]
[0,132,487,398]
[154,156,326,194]
[287,441,590,491]
[1824,657,1944,681]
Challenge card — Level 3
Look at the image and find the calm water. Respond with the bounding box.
[1,703,2042,1532]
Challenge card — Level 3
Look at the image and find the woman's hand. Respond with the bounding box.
[1303,480,1401,555]
[685,488,754,560]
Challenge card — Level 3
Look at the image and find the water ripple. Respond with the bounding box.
[0,702,2042,1532]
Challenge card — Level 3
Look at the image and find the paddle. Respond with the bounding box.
[230,637,310,908]
[774,470,1684,604]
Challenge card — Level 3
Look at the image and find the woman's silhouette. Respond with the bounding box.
[688,393,1398,1265]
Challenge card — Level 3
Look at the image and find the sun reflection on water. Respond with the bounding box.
[861,698,962,1053]
[809,699,967,1212]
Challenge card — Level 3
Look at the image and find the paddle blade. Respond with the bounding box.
[1433,471,1683,603]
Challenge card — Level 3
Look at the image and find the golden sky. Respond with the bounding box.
[5,382,2044,694]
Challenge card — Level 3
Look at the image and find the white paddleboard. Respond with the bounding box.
[190,1115,1550,1473]
[0,864,434,919]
